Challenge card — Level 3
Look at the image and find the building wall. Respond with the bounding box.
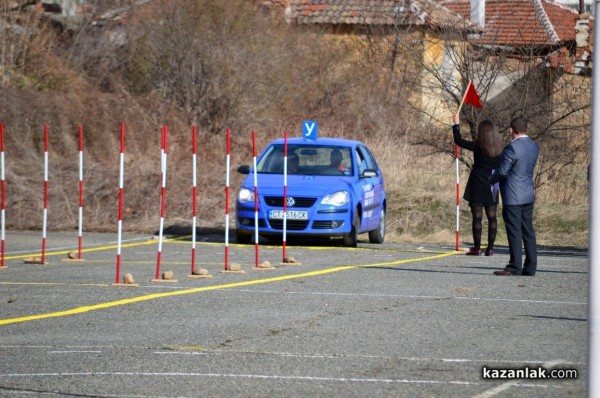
[420,34,467,126]
[551,72,591,160]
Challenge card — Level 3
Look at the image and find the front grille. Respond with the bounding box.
[264,196,317,208]
[268,219,309,230]
[312,220,345,230]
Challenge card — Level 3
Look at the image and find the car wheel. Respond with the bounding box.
[343,210,359,247]
[368,207,385,244]
[235,229,252,244]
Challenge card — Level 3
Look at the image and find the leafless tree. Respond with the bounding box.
[388,20,590,188]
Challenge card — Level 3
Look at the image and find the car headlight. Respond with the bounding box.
[238,188,254,203]
[321,191,349,206]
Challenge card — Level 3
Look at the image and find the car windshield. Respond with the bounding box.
[256,144,353,176]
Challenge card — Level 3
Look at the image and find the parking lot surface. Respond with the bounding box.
[0,231,587,397]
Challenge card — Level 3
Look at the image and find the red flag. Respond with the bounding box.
[463,81,483,108]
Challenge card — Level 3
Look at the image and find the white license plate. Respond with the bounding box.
[269,210,308,220]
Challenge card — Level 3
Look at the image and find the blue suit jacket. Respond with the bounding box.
[489,136,539,205]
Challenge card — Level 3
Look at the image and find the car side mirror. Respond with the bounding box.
[360,169,377,178]
[237,165,250,174]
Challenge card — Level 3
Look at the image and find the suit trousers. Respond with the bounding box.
[502,202,537,276]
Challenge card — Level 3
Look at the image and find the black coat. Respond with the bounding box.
[453,124,502,205]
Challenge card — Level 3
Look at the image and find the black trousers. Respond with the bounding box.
[502,203,537,276]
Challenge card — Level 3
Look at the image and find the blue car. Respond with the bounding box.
[235,137,386,247]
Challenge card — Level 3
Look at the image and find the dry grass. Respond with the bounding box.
[0,89,589,249]
[0,1,589,250]
[369,135,589,249]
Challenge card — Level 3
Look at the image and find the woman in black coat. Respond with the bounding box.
[453,114,504,256]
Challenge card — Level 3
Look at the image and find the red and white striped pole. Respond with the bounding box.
[455,144,460,251]
[282,131,288,262]
[155,125,168,280]
[0,123,5,268]
[160,125,166,179]
[252,130,260,268]
[41,125,49,264]
[77,126,84,260]
[223,127,231,271]
[115,122,125,284]
[191,125,198,275]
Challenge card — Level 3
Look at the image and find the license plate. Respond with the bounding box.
[269,210,308,220]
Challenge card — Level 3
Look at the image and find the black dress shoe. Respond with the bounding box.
[493,270,515,276]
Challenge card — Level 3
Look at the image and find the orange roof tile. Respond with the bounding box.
[288,0,471,30]
[440,0,585,46]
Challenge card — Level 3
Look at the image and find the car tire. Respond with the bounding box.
[235,230,252,244]
[343,210,359,247]
[368,207,385,244]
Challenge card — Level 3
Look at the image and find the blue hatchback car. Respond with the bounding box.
[235,137,386,247]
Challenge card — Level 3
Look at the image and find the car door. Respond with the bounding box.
[355,145,384,231]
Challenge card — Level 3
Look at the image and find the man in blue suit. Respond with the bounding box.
[489,118,539,276]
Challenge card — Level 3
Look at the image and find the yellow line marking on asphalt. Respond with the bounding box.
[6,237,228,261]
[7,234,448,262]
[4,239,158,260]
[0,251,458,326]
[166,236,447,254]
[358,251,460,268]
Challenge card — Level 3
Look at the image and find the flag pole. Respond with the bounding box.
[453,81,471,252]
[456,80,473,116]
[454,143,460,252]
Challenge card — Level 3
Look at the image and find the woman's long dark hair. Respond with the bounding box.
[476,120,504,157]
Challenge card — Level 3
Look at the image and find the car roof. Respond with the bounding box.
[267,137,365,147]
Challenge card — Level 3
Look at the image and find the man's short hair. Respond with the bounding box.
[510,118,528,134]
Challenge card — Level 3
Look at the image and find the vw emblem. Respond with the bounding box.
[286,197,296,207]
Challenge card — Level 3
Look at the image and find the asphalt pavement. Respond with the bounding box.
[0,230,588,397]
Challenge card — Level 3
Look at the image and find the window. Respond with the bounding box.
[257,144,353,176]
[357,145,378,175]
